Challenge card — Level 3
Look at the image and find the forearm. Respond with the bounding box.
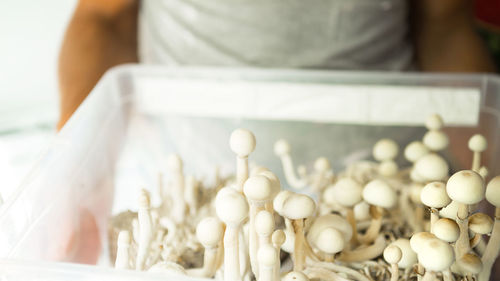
[58,1,138,129]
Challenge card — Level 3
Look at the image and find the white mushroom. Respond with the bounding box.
[384,245,402,281]
[479,175,500,281]
[310,157,333,192]
[230,128,256,192]
[423,130,449,152]
[404,141,430,163]
[167,154,186,224]
[420,182,451,231]
[187,217,223,278]
[115,231,131,269]
[274,139,307,189]
[468,213,493,249]
[389,239,417,269]
[136,189,153,270]
[271,229,285,281]
[310,227,345,262]
[373,139,399,177]
[414,153,449,182]
[468,134,487,173]
[432,218,459,243]
[417,238,455,281]
[257,244,278,281]
[457,253,483,279]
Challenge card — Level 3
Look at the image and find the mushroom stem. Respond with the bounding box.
[172,168,186,224]
[346,208,359,247]
[292,219,306,271]
[478,208,500,281]
[279,154,307,189]
[236,156,249,192]
[389,263,399,281]
[338,234,386,262]
[470,233,482,249]
[136,191,153,270]
[224,226,241,281]
[430,208,439,233]
[200,247,219,277]
[442,269,453,281]
[249,203,265,276]
[324,253,334,262]
[455,203,471,258]
[421,271,435,281]
[358,206,383,244]
[115,231,131,269]
[472,151,481,173]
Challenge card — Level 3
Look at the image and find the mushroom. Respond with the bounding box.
[383,245,402,281]
[136,189,153,270]
[310,157,334,192]
[389,239,417,270]
[410,232,437,277]
[282,271,310,281]
[468,212,493,249]
[166,154,186,224]
[432,218,459,243]
[256,210,275,247]
[187,217,223,278]
[404,141,430,163]
[373,138,399,177]
[230,128,256,192]
[280,193,316,271]
[115,231,132,269]
[257,170,281,213]
[309,227,345,262]
[417,238,455,281]
[414,153,449,183]
[257,244,278,281]
[457,253,483,279]
[271,229,285,281]
[445,170,485,258]
[215,187,249,281]
[244,175,273,276]
[184,175,199,216]
[273,139,307,189]
[359,179,397,244]
[420,182,451,232]
[468,134,487,173]
[353,201,371,222]
[325,178,363,245]
[479,175,500,281]
[422,114,449,152]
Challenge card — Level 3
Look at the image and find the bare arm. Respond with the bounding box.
[58,0,138,129]
[411,0,496,72]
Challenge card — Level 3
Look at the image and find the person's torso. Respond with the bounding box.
[139,0,413,70]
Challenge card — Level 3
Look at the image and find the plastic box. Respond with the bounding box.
[1,65,500,280]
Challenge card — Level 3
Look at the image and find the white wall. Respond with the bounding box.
[0,0,77,130]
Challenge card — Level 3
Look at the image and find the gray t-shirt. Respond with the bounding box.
[139,0,413,70]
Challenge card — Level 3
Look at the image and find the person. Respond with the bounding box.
[58,0,495,129]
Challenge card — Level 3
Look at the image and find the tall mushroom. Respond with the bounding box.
[468,134,487,173]
[115,230,132,269]
[136,189,153,270]
[479,175,500,281]
[384,245,402,281]
[215,187,249,281]
[230,128,256,193]
[187,217,223,278]
[271,229,285,281]
[422,113,449,152]
[273,139,307,189]
[166,154,186,224]
[404,141,430,163]
[420,182,451,232]
[257,244,278,281]
[373,138,399,177]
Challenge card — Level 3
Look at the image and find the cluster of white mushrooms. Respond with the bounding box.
[110,114,500,281]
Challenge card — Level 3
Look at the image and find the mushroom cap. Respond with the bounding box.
[282,271,310,281]
[414,153,449,182]
[229,128,256,157]
[404,141,430,163]
[421,182,451,209]
[425,114,444,130]
[456,253,483,275]
[258,170,281,197]
[354,201,371,221]
[314,157,331,172]
[139,189,151,208]
[215,187,249,226]
[378,160,398,177]
[468,213,494,234]
[410,232,437,253]
[328,178,363,207]
[255,210,275,236]
[410,168,426,183]
[273,139,291,157]
[307,214,353,245]
[373,139,399,161]
[468,134,488,153]
[281,194,316,219]
[196,217,223,248]
[439,201,460,220]
[166,154,183,171]
[362,179,397,209]
[409,183,424,205]
[383,245,403,264]
[272,229,286,246]
[486,176,500,207]
[446,170,485,205]
[433,218,459,243]
[243,175,273,202]
[273,190,293,215]
[257,244,278,267]
[117,230,131,246]
[312,227,345,254]
[417,239,454,272]
[390,239,417,269]
[423,130,449,151]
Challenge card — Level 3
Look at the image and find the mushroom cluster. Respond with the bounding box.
[109,115,500,281]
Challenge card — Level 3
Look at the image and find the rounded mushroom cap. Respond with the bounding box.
[117,230,131,246]
[409,183,424,205]
[313,227,345,254]
[378,160,399,177]
[196,217,223,248]
[258,170,281,197]
[229,128,256,157]
[273,190,293,215]
[272,229,286,246]
[166,154,183,172]
[446,170,485,205]
[390,239,417,269]
[281,194,316,219]
[215,187,249,226]
[417,239,454,272]
[273,139,291,157]
[404,141,430,163]
[433,218,459,243]
[423,130,449,151]
[354,201,371,221]
[243,175,272,202]
[255,210,275,236]
[410,232,437,253]
[282,271,310,281]
[410,168,426,183]
[439,200,460,220]
[373,139,399,161]
[257,244,278,267]
[362,179,397,209]
[421,182,451,209]
[468,213,494,234]
[425,114,444,130]
[307,214,352,245]
[456,253,483,275]
[468,134,488,153]
[414,154,449,182]
[384,245,402,264]
[328,178,363,207]
[486,176,500,207]
[139,189,151,208]
[314,157,331,172]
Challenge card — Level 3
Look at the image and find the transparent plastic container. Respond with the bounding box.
[1,65,499,280]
